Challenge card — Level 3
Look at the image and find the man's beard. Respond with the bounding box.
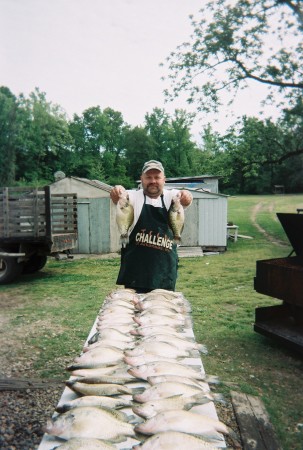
[144,184,162,197]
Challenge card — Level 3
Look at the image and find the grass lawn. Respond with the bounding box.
[0,194,303,449]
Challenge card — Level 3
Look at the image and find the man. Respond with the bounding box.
[110,160,193,293]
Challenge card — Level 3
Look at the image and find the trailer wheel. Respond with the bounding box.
[22,255,48,274]
[0,254,24,284]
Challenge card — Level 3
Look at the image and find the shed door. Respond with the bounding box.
[75,198,111,254]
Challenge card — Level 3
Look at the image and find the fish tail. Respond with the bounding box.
[213,393,226,404]
[120,234,129,247]
[205,374,220,385]
[196,343,208,355]
[131,387,145,395]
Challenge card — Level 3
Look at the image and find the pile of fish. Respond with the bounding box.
[43,288,228,449]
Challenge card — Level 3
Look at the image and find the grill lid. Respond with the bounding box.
[277,213,303,256]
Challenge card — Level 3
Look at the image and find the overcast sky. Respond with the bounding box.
[1,0,277,140]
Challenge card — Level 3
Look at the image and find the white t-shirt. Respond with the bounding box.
[127,188,180,233]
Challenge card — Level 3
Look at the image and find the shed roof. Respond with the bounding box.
[70,176,112,192]
[165,175,221,182]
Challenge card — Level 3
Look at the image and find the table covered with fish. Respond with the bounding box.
[38,289,228,449]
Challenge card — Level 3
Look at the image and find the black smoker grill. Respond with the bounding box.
[254,212,303,354]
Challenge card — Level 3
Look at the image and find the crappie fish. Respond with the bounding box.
[68,346,124,370]
[134,410,228,438]
[97,327,135,342]
[132,393,212,419]
[105,288,137,301]
[133,381,212,403]
[148,289,184,299]
[96,323,137,334]
[45,406,135,441]
[168,192,185,243]
[66,380,133,396]
[56,395,132,413]
[130,325,184,337]
[147,375,217,390]
[116,190,134,247]
[142,334,208,355]
[124,354,176,367]
[103,298,136,309]
[70,364,125,377]
[135,300,186,314]
[133,314,187,327]
[125,341,191,358]
[51,437,117,449]
[72,373,138,385]
[83,339,135,352]
[128,362,205,381]
[100,309,134,318]
[132,431,222,449]
[139,308,185,319]
[100,308,134,318]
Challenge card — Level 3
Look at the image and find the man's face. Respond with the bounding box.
[141,169,165,198]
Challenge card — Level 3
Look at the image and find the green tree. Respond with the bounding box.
[163,0,303,192]
[124,126,155,184]
[69,107,106,179]
[164,0,303,115]
[16,88,73,184]
[0,87,19,185]
[69,106,129,184]
[168,109,196,176]
[144,107,199,178]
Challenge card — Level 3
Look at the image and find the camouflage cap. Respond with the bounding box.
[142,160,165,174]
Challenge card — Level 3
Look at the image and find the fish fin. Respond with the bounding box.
[131,386,146,395]
[134,430,150,441]
[127,414,142,425]
[187,349,201,358]
[212,393,226,404]
[87,331,99,344]
[189,393,214,405]
[197,430,226,441]
[186,433,225,444]
[109,434,133,444]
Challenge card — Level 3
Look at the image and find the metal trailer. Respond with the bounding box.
[0,185,78,284]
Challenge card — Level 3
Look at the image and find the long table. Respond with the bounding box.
[38,293,226,449]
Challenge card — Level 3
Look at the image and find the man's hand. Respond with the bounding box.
[110,185,126,204]
[179,190,193,208]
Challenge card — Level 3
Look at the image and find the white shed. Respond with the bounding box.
[50,176,120,254]
[181,189,228,251]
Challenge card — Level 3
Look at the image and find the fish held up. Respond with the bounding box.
[168,192,185,244]
[116,190,134,247]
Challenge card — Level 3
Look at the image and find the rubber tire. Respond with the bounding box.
[0,255,24,284]
[22,255,48,274]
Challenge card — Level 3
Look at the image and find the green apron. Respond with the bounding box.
[117,194,178,292]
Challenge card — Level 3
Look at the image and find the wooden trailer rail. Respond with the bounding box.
[0,186,77,239]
